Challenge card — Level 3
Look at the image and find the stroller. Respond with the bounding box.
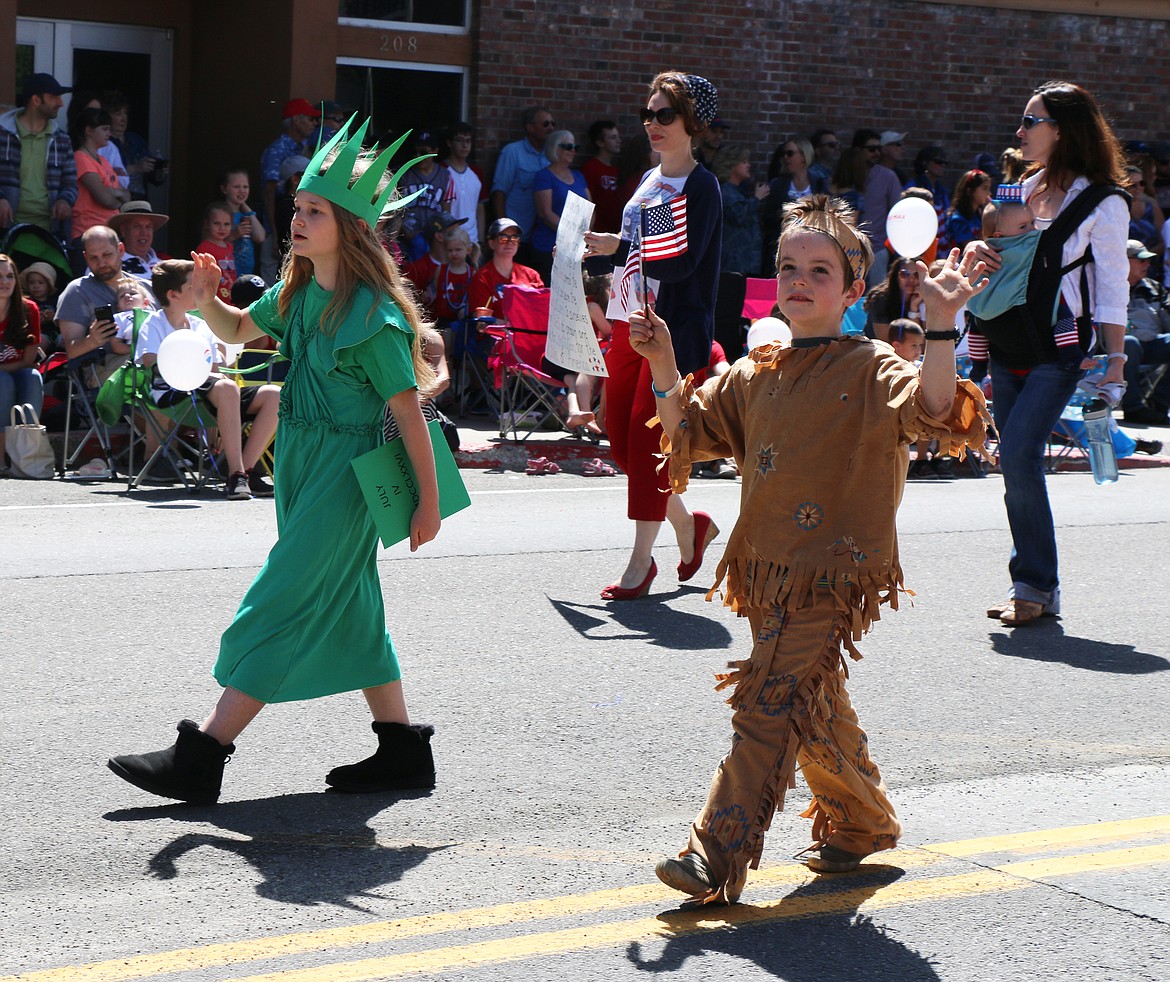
[1,222,72,286]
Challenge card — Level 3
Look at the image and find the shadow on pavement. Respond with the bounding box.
[990,622,1170,674]
[626,865,939,980]
[104,791,447,911]
[546,593,733,651]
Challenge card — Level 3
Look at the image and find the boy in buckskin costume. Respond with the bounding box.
[628,194,991,904]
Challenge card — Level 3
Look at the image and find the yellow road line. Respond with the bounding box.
[0,858,937,982]
[997,844,1170,879]
[5,823,1167,982]
[928,814,1170,857]
[228,844,1170,982]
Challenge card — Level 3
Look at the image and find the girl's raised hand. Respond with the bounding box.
[918,249,988,320]
[190,252,223,307]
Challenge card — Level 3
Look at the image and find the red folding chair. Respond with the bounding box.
[491,284,569,441]
[742,277,777,323]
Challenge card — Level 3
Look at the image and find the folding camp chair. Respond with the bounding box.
[60,350,120,479]
[113,310,219,492]
[492,284,569,441]
[220,347,286,480]
[453,316,503,417]
[742,277,778,323]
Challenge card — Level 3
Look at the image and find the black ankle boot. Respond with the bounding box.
[325,722,435,793]
[108,719,235,804]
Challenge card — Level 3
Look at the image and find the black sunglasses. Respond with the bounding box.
[1020,114,1058,130]
[639,107,679,126]
[818,140,839,149]
[558,142,580,152]
[783,149,800,157]
[537,119,557,128]
[493,233,521,242]
[864,144,881,152]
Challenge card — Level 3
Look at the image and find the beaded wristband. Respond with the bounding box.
[651,373,683,399]
[1106,352,1128,364]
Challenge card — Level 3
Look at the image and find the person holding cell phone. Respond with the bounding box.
[582,71,723,600]
[55,226,132,384]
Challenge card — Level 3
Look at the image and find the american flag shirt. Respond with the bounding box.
[606,167,689,322]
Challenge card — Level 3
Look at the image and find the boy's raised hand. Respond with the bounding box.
[628,306,673,363]
[918,248,989,320]
[190,252,223,307]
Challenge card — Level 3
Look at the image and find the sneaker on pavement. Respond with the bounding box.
[246,468,274,497]
[226,472,252,500]
[140,456,184,485]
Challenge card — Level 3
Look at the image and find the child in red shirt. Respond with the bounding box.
[195,202,238,302]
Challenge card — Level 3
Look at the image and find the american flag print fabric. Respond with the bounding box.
[641,196,688,261]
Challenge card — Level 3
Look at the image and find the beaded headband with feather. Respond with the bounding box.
[784,208,869,282]
[297,113,433,227]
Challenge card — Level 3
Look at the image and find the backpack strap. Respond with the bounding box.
[1045,183,1129,353]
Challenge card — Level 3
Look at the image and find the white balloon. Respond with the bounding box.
[157,330,213,391]
[886,197,938,259]
[746,316,792,351]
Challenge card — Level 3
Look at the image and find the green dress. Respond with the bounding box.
[214,278,418,703]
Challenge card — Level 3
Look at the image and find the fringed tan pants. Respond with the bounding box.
[686,588,901,902]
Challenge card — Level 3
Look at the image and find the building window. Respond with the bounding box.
[339,0,469,30]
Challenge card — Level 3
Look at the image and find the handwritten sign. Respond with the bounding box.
[545,191,608,377]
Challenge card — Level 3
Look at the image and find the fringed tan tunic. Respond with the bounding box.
[661,335,989,903]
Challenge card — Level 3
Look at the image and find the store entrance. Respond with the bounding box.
[15,18,173,222]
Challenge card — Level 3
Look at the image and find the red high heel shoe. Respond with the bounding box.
[677,511,719,582]
[600,559,657,600]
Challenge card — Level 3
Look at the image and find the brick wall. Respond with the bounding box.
[472,0,1170,194]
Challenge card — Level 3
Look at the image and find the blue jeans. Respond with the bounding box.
[990,358,1083,609]
[0,366,45,427]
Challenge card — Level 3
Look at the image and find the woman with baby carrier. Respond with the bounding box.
[966,81,1129,626]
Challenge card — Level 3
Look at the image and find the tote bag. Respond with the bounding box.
[6,403,56,479]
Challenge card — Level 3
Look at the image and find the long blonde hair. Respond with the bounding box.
[277,150,434,392]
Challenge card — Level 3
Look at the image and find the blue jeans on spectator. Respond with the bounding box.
[990,357,1083,610]
[1,366,45,427]
[1121,333,1170,411]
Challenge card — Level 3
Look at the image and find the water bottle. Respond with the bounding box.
[1081,398,1118,485]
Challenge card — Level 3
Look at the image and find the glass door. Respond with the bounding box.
[16,18,173,217]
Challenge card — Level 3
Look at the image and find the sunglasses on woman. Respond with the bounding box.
[558,143,580,152]
[1020,114,1058,130]
[639,107,679,126]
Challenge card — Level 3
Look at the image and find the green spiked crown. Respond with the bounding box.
[297,113,432,227]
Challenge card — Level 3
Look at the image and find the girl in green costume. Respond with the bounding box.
[108,121,444,804]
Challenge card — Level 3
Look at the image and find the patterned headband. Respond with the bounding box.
[786,209,868,282]
[681,74,719,125]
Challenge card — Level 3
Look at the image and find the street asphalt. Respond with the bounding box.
[1,462,1168,981]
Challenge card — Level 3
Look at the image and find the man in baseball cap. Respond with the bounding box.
[109,200,170,279]
[0,73,78,232]
[1121,238,1170,426]
[879,130,907,182]
[262,99,322,238]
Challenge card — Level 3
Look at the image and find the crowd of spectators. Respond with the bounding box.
[4,74,1170,482]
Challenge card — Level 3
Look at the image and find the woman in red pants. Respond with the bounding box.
[584,70,724,600]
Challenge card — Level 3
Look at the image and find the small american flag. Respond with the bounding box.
[641,196,688,261]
